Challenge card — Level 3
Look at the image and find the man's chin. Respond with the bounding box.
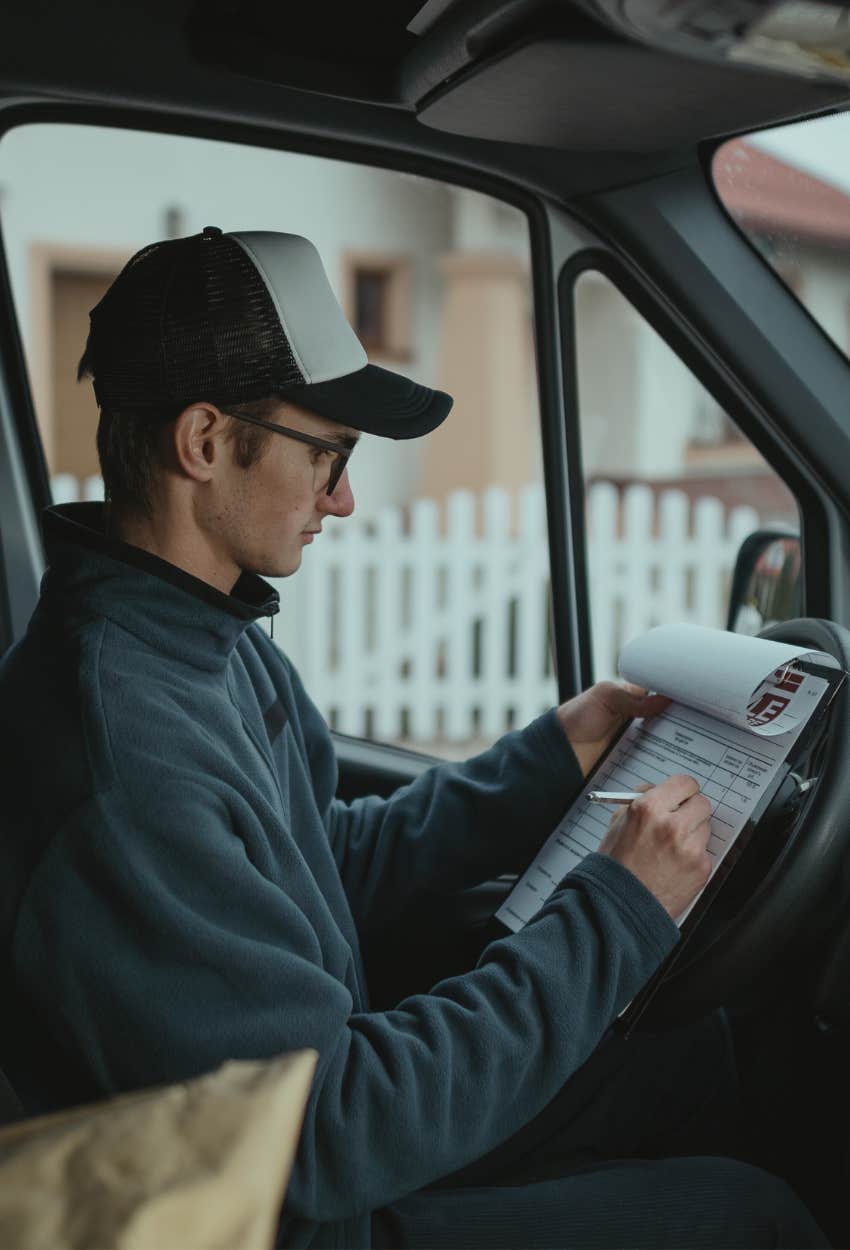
[244,549,302,581]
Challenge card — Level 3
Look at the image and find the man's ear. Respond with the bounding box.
[170,403,229,482]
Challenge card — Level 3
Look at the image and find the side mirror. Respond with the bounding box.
[726,528,802,635]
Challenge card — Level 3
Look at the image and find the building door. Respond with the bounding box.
[50,269,116,482]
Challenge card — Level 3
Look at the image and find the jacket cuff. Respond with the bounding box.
[565,852,680,960]
[520,707,584,799]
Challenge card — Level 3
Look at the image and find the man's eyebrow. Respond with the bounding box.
[325,431,360,450]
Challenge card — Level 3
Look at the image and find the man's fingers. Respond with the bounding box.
[677,791,714,830]
[604,681,670,717]
[637,693,671,717]
[640,773,701,809]
[599,680,645,709]
[602,772,715,918]
[683,818,715,870]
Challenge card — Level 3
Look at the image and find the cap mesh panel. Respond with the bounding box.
[89,240,184,411]
[88,232,304,413]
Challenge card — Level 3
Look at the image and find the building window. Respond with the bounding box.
[344,253,412,361]
[355,268,390,350]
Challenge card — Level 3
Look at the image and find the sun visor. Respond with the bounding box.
[415,34,847,151]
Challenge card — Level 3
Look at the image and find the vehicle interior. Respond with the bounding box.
[3,0,850,1241]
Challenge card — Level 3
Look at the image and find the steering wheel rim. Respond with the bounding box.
[640,617,850,1025]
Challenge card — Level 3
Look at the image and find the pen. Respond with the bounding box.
[586,790,643,805]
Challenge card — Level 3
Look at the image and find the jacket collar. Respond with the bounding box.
[39,503,280,670]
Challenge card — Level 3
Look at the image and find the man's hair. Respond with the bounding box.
[77,343,278,517]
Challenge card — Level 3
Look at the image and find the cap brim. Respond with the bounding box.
[280,364,452,438]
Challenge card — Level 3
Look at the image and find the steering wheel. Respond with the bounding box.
[639,617,850,1026]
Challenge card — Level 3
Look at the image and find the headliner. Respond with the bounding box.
[0,0,847,202]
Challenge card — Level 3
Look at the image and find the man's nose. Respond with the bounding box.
[319,467,355,518]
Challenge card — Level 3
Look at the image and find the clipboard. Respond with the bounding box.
[614,656,846,1035]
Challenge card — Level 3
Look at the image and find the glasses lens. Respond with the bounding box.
[326,452,347,495]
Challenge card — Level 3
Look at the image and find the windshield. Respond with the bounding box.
[713,112,850,361]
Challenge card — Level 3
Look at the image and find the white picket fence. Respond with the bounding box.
[277,487,556,744]
[585,482,759,694]
[50,475,759,745]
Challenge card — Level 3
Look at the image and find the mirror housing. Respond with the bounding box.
[726,527,801,634]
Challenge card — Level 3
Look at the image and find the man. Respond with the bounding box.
[0,227,826,1248]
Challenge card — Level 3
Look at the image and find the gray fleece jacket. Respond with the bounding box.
[0,503,678,1248]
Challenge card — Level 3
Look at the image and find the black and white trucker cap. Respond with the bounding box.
[84,226,453,438]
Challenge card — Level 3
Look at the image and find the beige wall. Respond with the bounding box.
[419,252,536,512]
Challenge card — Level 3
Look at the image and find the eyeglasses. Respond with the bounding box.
[224,410,353,495]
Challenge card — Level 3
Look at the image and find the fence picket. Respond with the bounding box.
[693,497,726,628]
[445,492,476,742]
[334,521,366,736]
[299,524,335,724]
[620,485,655,653]
[516,483,551,725]
[587,482,618,679]
[409,499,440,741]
[656,490,689,628]
[373,506,405,741]
[51,474,79,504]
[481,487,511,738]
[728,505,761,554]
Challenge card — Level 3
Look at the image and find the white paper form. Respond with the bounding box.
[619,624,838,738]
[497,625,838,933]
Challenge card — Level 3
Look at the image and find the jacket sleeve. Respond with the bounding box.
[15,781,677,1223]
[286,659,587,930]
[329,712,586,931]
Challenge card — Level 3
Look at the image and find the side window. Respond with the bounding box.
[573,271,800,681]
[0,123,558,757]
[713,129,850,363]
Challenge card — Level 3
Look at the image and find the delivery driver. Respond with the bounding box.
[0,227,827,1248]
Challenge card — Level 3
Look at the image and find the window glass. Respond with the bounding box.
[574,271,800,681]
[0,123,557,757]
[713,114,850,358]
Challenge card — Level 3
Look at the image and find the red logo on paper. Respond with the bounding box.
[747,693,791,726]
[772,667,804,694]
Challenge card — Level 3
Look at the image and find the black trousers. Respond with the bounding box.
[372,1012,828,1249]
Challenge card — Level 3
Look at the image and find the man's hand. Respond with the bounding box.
[599,775,713,918]
[556,682,669,776]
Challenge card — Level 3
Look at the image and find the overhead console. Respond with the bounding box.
[185,0,850,152]
[402,0,850,150]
